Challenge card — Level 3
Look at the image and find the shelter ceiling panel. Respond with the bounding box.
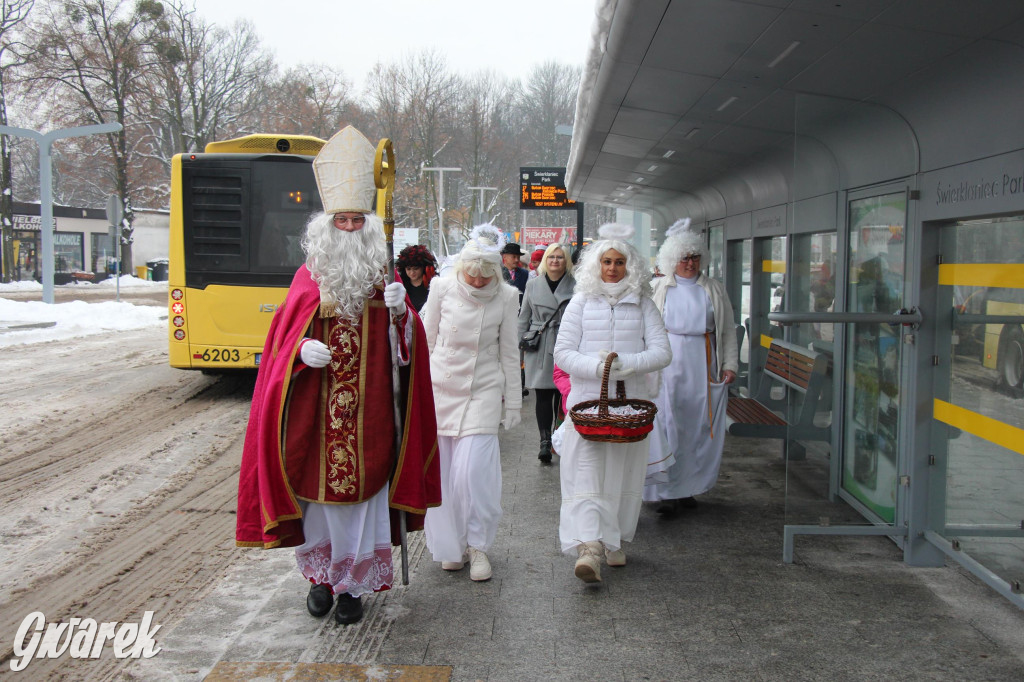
[737,91,797,134]
[686,80,776,124]
[596,151,650,171]
[644,0,782,77]
[787,23,970,99]
[877,0,1024,39]
[580,177,620,196]
[703,126,790,157]
[661,119,728,149]
[990,16,1024,47]
[594,62,640,120]
[721,9,864,88]
[667,147,741,173]
[610,107,680,140]
[601,133,655,158]
[588,164,643,183]
[607,0,671,66]
[622,67,717,115]
[787,0,894,21]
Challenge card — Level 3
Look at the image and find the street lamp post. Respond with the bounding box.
[420,164,461,257]
[0,122,123,303]
[466,186,498,226]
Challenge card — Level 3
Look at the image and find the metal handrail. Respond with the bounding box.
[768,307,923,326]
[953,311,1024,325]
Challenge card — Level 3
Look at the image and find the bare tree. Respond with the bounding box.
[0,0,34,283]
[147,5,272,155]
[451,70,517,231]
[23,0,167,271]
[261,62,352,140]
[366,48,461,246]
[516,61,580,166]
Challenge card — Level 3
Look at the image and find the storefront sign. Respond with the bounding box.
[521,226,574,245]
[13,215,41,230]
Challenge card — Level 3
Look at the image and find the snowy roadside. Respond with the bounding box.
[0,275,167,347]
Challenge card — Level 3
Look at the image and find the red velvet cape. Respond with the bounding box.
[236,266,440,549]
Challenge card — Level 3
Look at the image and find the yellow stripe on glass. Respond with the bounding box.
[938,264,1024,289]
[933,399,1024,456]
[762,259,786,273]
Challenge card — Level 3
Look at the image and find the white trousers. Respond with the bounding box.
[425,434,502,563]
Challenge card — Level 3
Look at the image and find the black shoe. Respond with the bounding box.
[334,593,363,625]
[655,499,680,516]
[679,496,698,509]
[306,583,333,618]
[538,432,552,464]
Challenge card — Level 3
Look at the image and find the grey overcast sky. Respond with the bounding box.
[194,0,597,91]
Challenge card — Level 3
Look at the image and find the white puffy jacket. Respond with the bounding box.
[554,290,671,411]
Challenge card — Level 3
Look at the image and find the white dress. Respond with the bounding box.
[554,289,671,554]
[295,486,394,598]
[644,275,729,501]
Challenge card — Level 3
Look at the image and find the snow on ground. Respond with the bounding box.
[0,273,165,293]
[0,276,167,348]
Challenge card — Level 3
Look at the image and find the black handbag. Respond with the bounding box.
[519,300,569,352]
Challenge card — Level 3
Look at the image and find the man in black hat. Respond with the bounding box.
[501,243,529,299]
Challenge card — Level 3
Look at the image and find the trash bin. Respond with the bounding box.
[136,265,149,280]
[147,258,169,282]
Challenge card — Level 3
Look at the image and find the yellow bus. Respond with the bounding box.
[167,134,328,371]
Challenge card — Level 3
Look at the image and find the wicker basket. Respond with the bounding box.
[569,352,658,443]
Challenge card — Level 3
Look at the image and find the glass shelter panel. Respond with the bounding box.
[844,193,906,523]
[727,239,752,391]
[791,232,838,350]
[935,217,1024,586]
[708,223,724,281]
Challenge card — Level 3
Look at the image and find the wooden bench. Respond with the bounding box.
[726,338,831,459]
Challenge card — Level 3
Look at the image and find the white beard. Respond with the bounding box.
[302,212,388,321]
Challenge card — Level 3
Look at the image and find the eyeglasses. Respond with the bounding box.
[681,254,701,262]
[333,215,366,227]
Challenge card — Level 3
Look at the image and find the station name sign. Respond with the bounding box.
[520,167,577,210]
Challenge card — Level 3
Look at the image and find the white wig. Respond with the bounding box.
[657,218,709,277]
[536,242,574,278]
[574,222,652,297]
[454,223,504,279]
[302,210,387,321]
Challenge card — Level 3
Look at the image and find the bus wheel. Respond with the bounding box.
[996,324,1024,393]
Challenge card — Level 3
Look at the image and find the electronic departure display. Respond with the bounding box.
[520,167,578,210]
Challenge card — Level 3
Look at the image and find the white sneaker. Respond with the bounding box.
[467,547,492,581]
[441,559,464,571]
[605,547,626,567]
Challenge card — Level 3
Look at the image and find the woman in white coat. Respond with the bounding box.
[643,218,738,513]
[553,223,671,583]
[420,225,522,582]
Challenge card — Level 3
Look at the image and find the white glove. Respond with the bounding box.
[595,355,635,380]
[299,339,331,368]
[609,366,635,381]
[383,281,407,317]
[503,408,521,430]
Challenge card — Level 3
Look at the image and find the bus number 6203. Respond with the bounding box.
[201,348,241,362]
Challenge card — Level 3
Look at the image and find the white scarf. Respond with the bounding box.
[600,280,633,306]
[457,273,499,301]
